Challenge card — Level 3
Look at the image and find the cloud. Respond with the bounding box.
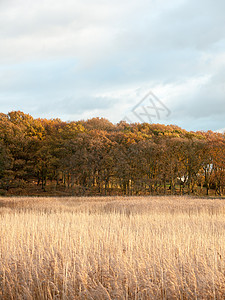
[0,0,224,131]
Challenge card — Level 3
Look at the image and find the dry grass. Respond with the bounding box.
[0,196,225,299]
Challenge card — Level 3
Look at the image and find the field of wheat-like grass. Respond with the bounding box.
[0,196,225,299]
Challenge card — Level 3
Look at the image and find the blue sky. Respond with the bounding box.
[0,0,225,131]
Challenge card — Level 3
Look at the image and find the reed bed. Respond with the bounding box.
[0,196,224,299]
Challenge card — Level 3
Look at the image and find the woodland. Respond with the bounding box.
[0,111,224,196]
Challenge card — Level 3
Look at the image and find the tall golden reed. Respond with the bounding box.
[0,196,224,299]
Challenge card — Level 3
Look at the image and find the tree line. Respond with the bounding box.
[0,111,225,196]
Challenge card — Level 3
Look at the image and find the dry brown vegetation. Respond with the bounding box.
[0,196,225,299]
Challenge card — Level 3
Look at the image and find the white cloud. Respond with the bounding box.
[0,0,225,131]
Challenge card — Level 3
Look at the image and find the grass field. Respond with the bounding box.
[0,196,225,299]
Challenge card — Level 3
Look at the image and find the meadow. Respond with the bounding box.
[0,196,225,299]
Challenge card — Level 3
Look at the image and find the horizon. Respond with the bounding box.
[2,109,225,134]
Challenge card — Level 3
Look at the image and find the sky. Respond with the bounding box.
[0,0,225,131]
